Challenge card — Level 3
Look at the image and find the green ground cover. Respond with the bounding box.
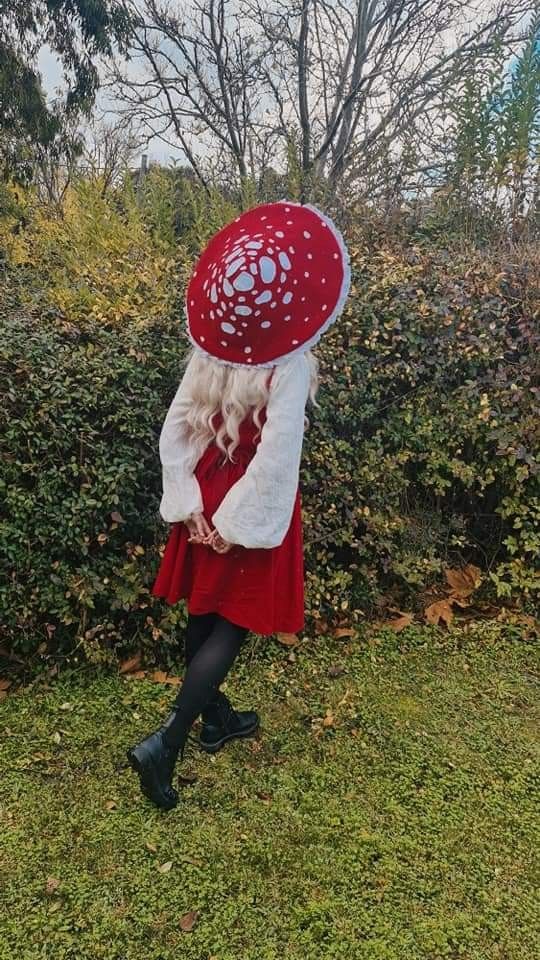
[1,622,538,960]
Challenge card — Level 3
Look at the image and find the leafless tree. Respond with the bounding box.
[108,0,273,197]
[108,0,534,202]
[79,119,142,195]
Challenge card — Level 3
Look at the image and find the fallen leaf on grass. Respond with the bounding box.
[444,564,482,597]
[145,841,158,854]
[179,910,199,932]
[382,611,414,632]
[276,632,299,647]
[46,877,60,895]
[177,772,198,786]
[256,790,272,803]
[158,861,173,873]
[425,599,454,627]
[151,670,168,683]
[163,674,183,686]
[125,670,147,681]
[105,800,118,811]
[334,626,356,639]
[150,671,183,686]
[322,711,334,727]
[119,653,143,675]
[328,664,345,678]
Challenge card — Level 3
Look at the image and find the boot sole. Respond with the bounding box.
[126,745,178,810]
[198,718,260,754]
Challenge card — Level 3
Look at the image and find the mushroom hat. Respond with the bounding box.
[185,200,351,368]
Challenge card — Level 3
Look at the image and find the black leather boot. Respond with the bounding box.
[126,707,188,811]
[199,690,259,754]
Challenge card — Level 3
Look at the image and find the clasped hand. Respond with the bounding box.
[185,512,233,554]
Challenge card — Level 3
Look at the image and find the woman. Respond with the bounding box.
[126,200,351,810]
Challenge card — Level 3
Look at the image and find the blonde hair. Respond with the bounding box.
[179,346,320,462]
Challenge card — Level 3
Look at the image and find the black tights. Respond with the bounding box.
[162,612,249,752]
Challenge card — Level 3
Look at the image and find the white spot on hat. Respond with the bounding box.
[221,321,236,334]
[333,253,339,259]
[284,315,291,321]
[280,272,287,283]
[283,292,293,304]
[250,263,258,275]
[255,290,272,304]
[246,240,263,249]
[279,251,291,270]
[210,284,218,303]
[223,278,234,297]
[304,231,311,239]
[234,272,255,292]
[244,346,252,354]
[235,305,252,316]
[292,339,299,344]
[226,257,245,277]
[261,321,271,328]
[322,304,328,311]
[200,335,205,341]
[259,257,276,283]
[221,340,228,346]
[276,231,284,238]
[304,272,310,278]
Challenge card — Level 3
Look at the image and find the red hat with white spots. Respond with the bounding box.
[185,200,351,368]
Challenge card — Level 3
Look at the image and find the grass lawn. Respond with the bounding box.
[1,621,538,960]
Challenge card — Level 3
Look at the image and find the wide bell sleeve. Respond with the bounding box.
[211,353,311,549]
[157,359,205,523]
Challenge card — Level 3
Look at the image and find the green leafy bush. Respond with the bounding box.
[0,181,538,662]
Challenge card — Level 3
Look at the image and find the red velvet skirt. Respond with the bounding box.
[150,413,304,636]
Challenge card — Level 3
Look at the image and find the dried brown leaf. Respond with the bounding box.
[276,632,299,647]
[425,599,454,627]
[151,670,168,684]
[444,564,482,598]
[383,612,414,632]
[179,910,199,932]
[119,652,142,675]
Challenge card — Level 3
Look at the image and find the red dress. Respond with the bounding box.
[150,405,305,636]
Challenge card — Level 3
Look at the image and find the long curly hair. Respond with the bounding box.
[178,346,320,463]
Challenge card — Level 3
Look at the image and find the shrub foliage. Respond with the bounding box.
[0,178,538,662]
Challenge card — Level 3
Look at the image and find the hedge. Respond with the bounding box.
[0,180,538,663]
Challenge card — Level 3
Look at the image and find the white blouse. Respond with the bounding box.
[157,352,311,549]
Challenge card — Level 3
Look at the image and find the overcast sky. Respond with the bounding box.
[37,7,531,172]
